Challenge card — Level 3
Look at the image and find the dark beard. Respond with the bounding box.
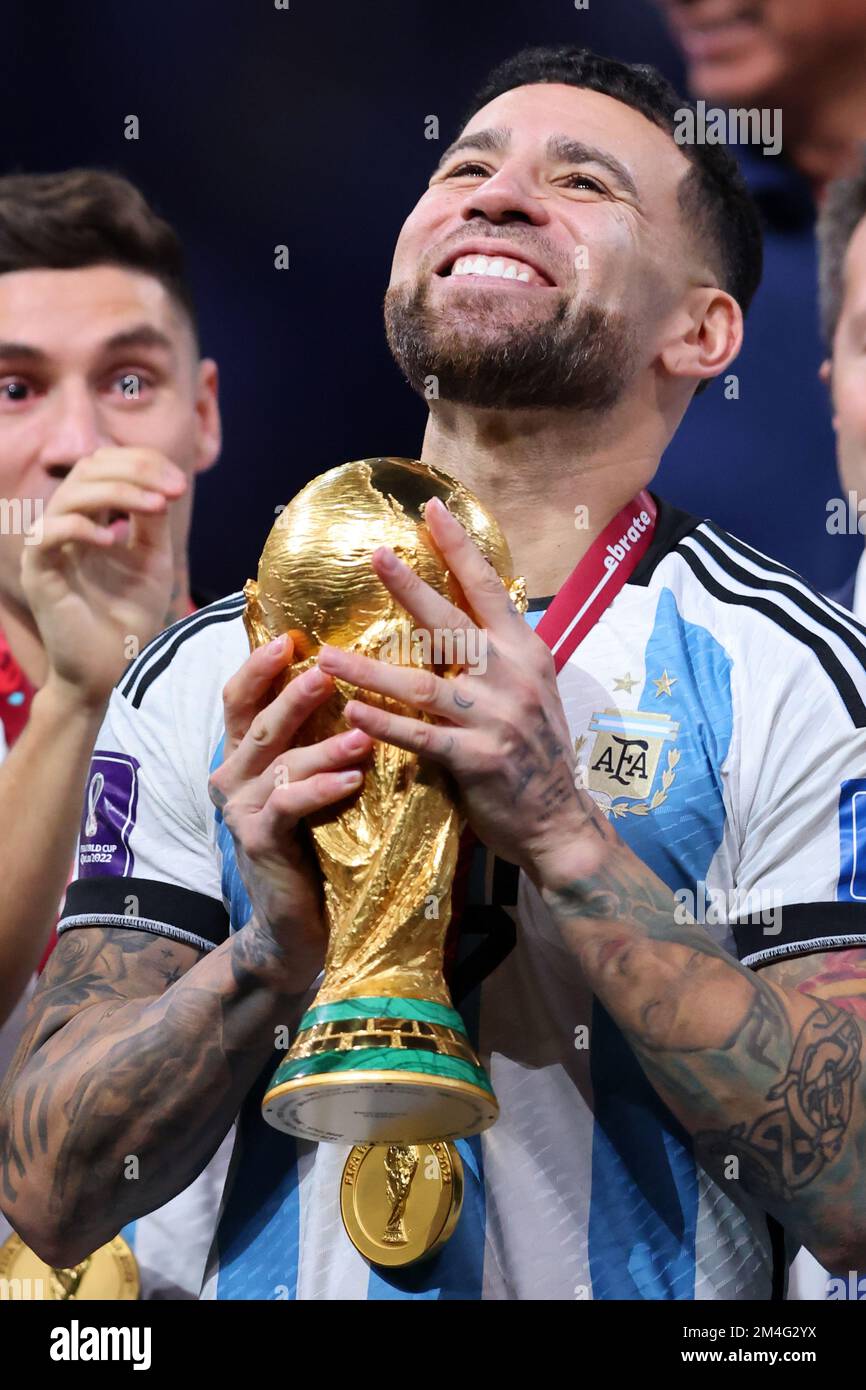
[384,277,638,412]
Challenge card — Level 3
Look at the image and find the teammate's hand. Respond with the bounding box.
[316,496,603,886]
[20,447,187,707]
[207,637,374,988]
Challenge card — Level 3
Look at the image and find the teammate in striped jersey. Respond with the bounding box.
[6,48,866,1301]
[0,170,230,1297]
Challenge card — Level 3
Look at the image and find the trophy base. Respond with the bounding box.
[261,996,499,1143]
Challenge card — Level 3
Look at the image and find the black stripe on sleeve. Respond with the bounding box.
[704,521,866,641]
[59,876,230,948]
[677,545,866,727]
[692,528,866,671]
[119,593,245,705]
[732,901,866,966]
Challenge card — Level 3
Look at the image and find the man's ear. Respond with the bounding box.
[818,356,839,432]
[659,288,743,389]
[194,358,221,475]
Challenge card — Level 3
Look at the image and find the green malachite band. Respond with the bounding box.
[269,1046,494,1094]
[297,996,467,1036]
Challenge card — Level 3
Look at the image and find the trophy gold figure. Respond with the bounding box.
[244,457,525,1145]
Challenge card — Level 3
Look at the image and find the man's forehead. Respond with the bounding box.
[0,264,180,334]
[456,82,688,183]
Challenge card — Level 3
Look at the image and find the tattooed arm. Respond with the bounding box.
[0,449,188,1025]
[0,918,315,1268]
[536,796,866,1275]
[0,634,375,1269]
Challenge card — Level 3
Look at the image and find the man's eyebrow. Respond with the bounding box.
[0,324,176,363]
[545,136,639,199]
[434,127,511,171]
[101,325,175,355]
[434,128,640,200]
[0,341,46,362]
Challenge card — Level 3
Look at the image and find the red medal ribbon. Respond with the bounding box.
[535,490,657,672]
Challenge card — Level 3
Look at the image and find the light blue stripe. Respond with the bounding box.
[210,734,253,931]
[215,1064,303,1300]
[587,588,733,1299]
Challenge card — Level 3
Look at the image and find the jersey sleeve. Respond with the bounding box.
[58,641,231,955]
[729,613,866,970]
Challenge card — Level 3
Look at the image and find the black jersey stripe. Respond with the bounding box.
[677,544,866,727]
[687,529,866,673]
[62,876,230,947]
[701,521,866,643]
[128,598,247,709]
[120,593,245,704]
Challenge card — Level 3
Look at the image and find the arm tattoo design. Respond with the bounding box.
[0,921,305,1250]
[694,1002,862,1203]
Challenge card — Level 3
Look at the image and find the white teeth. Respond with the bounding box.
[447,251,545,283]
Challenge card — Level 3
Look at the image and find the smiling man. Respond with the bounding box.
[4,49,866,1303]
[0,169,232,1299]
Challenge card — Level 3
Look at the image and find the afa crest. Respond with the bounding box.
[578,709,680,819]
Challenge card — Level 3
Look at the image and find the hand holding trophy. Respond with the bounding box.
[243,458,525,1156]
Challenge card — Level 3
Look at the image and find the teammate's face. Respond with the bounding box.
[385,83,708,411]
[828,215,866,504]
[656,0,866,105]
[0,264,220,609]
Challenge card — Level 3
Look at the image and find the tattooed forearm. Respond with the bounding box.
[693,1002,862,1204]
[0,920,312,1266]
[540,832,866,1265]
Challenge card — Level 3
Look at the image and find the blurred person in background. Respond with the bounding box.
[0,169,230,1298]
[651,0,866,593]
[819,151,866,620]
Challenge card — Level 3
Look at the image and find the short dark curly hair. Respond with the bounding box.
[0,168,198,343]
[817,147,866,347]
[463,46,764,324]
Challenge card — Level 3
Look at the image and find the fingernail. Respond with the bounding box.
[374,546,397,572]
[344,728,368,750]
[270,635,287,654]
[340,769,363,788]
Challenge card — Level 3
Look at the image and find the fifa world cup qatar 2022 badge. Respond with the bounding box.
[243,457,525,1267]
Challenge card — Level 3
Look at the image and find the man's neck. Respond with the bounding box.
[420,402,660,597]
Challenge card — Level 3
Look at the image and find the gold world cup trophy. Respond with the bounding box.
[244,457,525,1149]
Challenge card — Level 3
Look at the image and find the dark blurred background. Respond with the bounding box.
[2,0,855,596]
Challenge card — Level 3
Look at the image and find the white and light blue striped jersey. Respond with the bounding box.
[58,498,866,1300]
[0,676,232,1300]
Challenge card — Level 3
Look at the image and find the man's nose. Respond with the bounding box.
[456,164,551,227]
[36,382,110,479]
